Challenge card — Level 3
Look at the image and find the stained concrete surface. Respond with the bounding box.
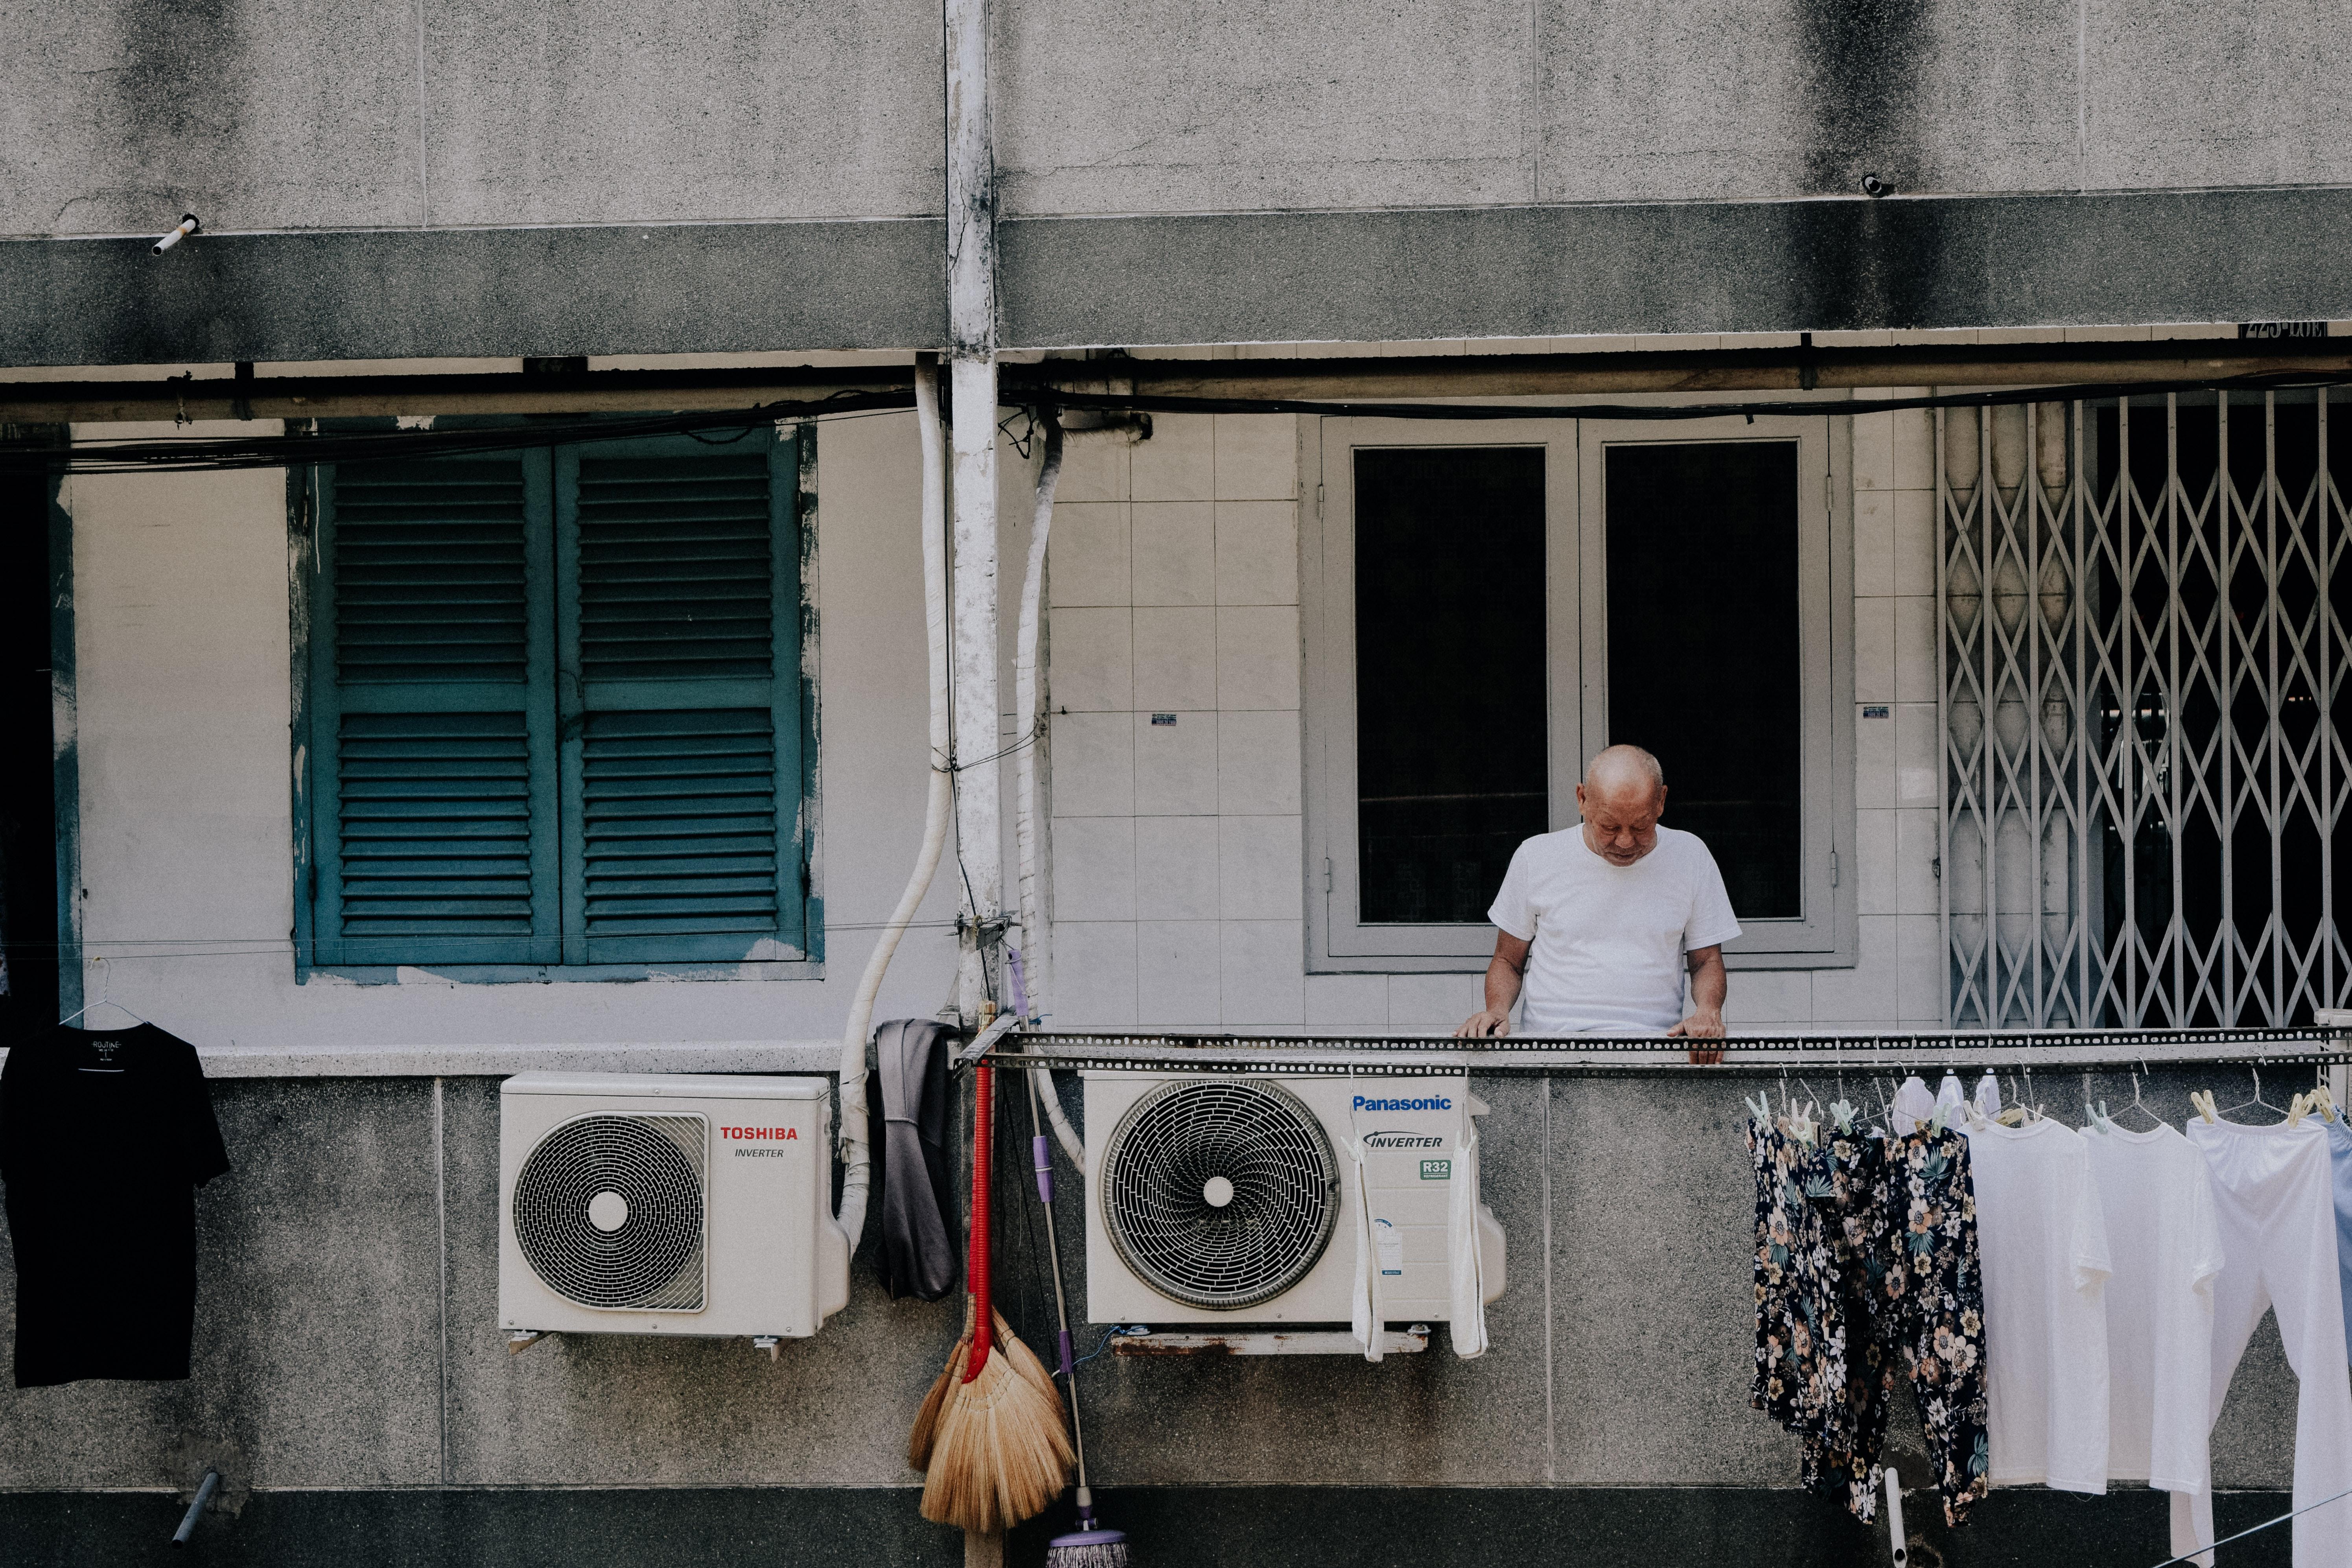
[9,0,2349,247]
[0,1068,2311,1503]
[0,1077,443,1491]
[0,1483,2301,1568]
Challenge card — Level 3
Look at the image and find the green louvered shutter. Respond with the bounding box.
[554,429,807,964]
[309,455,562,966]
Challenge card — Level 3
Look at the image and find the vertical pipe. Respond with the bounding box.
[945,0,1000,1026]
[833,360,951,1254]
[1014,419,1065,1022]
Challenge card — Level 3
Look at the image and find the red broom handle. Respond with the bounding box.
[964,1061,993,1382]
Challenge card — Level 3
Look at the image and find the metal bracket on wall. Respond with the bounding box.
[986,1025,2352,1078]
[506,1330,551,1355]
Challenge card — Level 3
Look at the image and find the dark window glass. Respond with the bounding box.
[1355,448,1548,924]
[1604,442,1803,920]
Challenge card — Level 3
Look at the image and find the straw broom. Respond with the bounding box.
[921,1063,1073,1532]
[907,1296,974,1472]
[908,1299,1061,1472]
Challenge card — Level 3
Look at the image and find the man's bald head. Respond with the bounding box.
[1585,744,1664,800]
[1577,744,1667,866]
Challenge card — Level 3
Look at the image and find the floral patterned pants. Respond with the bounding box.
[1751,1121,1991,1527]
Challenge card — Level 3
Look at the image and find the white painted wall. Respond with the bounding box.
[1041,404,1947,1032]
[61,415,964,1052]
[59,394,1943,1050]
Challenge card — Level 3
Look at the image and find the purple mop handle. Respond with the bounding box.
[1033,1134,1054,1203]
[1006,947,1031,1021]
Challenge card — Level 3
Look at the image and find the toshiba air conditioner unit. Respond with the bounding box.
[499,1073,849,1341]
[1083,1073,1505,1325]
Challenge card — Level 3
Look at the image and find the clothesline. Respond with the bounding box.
[978,1025,2352,1079]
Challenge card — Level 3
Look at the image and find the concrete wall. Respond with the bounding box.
[0,385,2319,1563]
[0,1069,2305,1549]
[2,0,942,238]
[995,0,2352,215]
[10,0,2349,242]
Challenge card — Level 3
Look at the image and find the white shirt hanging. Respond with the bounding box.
[1893,1074,1937,1134]
[1966,1116,2114,1493]
[2084,1123,2223,1503]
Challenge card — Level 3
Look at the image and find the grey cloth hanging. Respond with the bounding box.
[871,1017,960,1301]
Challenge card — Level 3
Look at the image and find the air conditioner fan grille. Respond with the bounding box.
[1099,1078,1339,1310]
[512,1113,706,1311]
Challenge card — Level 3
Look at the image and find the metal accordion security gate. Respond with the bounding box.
[1940,389,2350,1028]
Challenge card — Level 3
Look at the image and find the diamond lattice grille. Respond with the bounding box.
[1942,392,2352,1028]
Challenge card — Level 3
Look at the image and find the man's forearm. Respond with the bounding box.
[1690,953,1727,1017]
[1485,953,1523,1017]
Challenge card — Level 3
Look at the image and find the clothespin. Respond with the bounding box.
[2311,1084,2339,1124]
[2289,1092,2310,1130]
[1829,1097,1859,1135]
[2190,1089,2219,1126]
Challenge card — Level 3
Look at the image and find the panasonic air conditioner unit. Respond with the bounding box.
[1083,1073,1505,1325]
[499,1072,849,1341]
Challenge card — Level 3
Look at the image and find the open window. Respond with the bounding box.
[1303,413,1854,972]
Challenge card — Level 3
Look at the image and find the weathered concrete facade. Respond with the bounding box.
[5,0,2347,1560]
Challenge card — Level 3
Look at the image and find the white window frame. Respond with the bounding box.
[1301,411,1857,973]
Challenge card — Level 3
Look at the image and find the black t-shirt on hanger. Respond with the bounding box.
[0,1024,230,1388]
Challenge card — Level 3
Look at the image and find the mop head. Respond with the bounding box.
[1044,1528,1130,1568]
[918,1321,1075,1533]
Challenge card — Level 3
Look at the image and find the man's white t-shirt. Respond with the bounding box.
[1966,1117,2114,1493]
[1485,825,1741,1034]
[2083,1123,2223,1496]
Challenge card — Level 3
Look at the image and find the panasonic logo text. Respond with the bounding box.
[1351,1095,1451,1112]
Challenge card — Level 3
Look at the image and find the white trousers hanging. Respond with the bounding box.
[2175,1120,2352,1568]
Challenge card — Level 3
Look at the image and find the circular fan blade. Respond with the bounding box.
[513,1113,707,1310]
[1100,1079,1340,1310]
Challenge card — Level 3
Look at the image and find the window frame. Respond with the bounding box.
[1302,410,1856,974]
[288,419,825,983]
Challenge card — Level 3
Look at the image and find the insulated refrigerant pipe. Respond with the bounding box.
[1008,414,1086,1170]
[833,357,951,1254]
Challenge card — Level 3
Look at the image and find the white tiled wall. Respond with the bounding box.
[1044,400,1947,1032]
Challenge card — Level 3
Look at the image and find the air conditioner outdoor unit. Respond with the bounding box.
[499,1072,849,1341]
[1083,1073,1505,1326]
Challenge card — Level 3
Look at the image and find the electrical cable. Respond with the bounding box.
[11,366,2349,476]
[2142,1481,2352,1568]
[0,390,915,474]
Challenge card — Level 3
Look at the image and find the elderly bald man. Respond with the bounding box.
[1456,744,1738,1063]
